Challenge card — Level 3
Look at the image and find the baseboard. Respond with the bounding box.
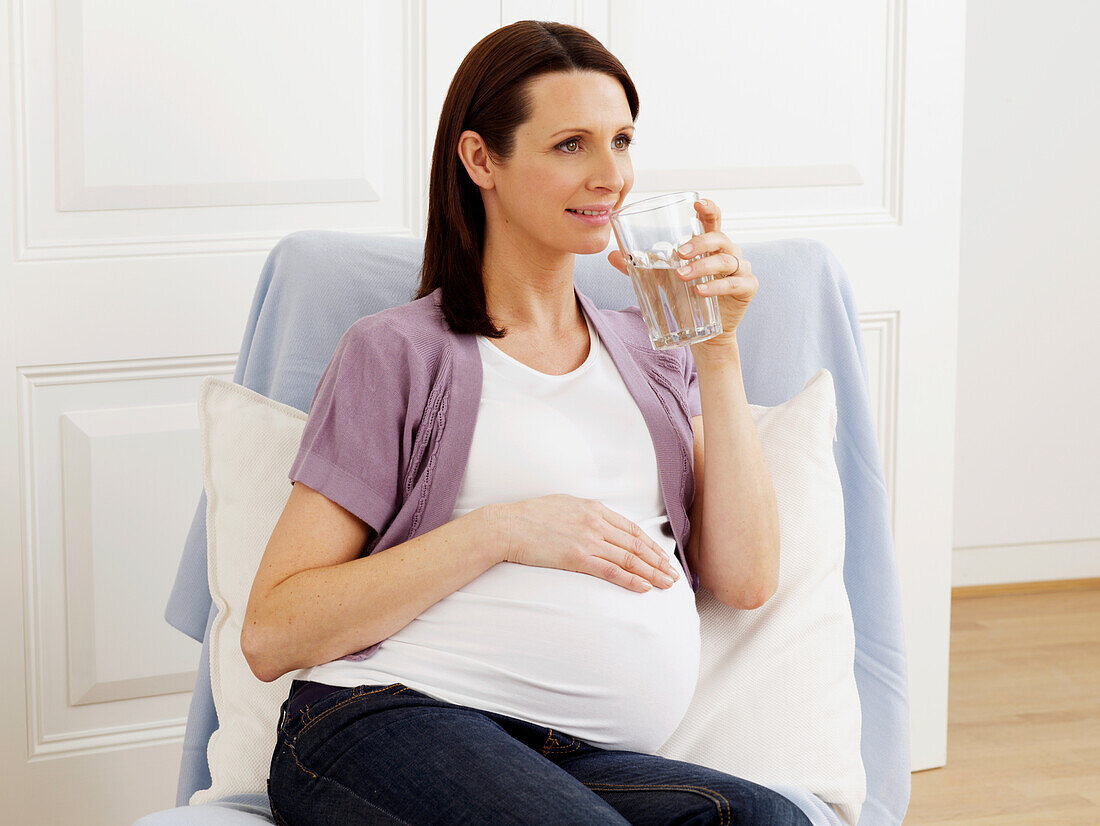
[951,537,1100,587]
[952,577,1100,599]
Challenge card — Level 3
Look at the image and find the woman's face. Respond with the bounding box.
[472,70,636,259]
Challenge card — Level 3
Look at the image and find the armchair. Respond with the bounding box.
[134,231,910,825]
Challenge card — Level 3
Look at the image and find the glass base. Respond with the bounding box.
[650,323,724,350]
[627,264,725,352]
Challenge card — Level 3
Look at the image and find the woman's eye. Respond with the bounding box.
[558,134,633,153]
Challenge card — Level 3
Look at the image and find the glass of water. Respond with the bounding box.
[609,191,724,350]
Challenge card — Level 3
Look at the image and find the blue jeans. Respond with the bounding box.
[267,681,812,825]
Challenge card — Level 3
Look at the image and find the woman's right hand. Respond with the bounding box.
[491,495,680,592]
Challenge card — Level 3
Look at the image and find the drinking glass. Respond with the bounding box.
[609,190,724,350]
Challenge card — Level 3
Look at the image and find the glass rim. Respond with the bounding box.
[610,190,699,219]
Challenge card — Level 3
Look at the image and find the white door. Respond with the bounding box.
[0,1,961,821]
[497,0,960,772]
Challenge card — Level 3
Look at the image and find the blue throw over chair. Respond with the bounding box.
[134,231,910,825]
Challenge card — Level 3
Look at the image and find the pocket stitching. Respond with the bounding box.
[297,683,408,739]
[540,729,582,754]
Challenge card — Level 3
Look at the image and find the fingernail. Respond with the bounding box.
[700,199,709,206]
[680,242,694,254]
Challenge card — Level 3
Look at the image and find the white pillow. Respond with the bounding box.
[191,369,864,824]
[655,367,865,826]
[190,377,307,806]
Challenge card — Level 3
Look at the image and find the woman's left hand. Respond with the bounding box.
[608,198,757,362]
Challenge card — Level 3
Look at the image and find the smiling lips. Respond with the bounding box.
[566,207,611,226]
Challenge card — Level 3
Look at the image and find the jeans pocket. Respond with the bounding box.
[540,727,582,755]
[292,683,413,742]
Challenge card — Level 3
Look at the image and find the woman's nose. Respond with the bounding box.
[590,149,627,192]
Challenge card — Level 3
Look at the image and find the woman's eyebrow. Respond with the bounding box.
[550,125,635,137]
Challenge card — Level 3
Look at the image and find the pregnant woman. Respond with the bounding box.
[248,19,804,826]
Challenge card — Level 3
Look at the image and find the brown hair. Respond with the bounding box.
[414,20,639,338]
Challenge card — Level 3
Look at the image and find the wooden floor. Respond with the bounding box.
[905,579,1100,824]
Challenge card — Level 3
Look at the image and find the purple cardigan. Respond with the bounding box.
[287,284,703,657]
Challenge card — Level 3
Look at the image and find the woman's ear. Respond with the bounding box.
[457,130,495,190]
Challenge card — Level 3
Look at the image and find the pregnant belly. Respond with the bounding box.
[354,557,702,754]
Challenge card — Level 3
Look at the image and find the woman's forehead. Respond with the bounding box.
[524,73,633,134]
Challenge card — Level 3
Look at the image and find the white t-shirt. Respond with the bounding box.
[302,309,701,753]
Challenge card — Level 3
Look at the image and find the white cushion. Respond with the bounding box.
[192,367,864,824]
[190,378,306,806]
[656,367,865,826]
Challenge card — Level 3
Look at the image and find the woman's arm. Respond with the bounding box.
[689,341,780,609]
[242,482,505,683]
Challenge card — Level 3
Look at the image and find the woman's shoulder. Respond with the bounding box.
[347,289,443,333]
[343,289,454,362]
[600,304,648,342]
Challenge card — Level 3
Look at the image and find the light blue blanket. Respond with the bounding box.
[155,231,909,825]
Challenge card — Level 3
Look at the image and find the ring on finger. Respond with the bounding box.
[722,255,741,277]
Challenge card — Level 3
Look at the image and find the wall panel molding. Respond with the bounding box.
[16,0,421,261]
[19,355,234,757]
[860,310,900,532]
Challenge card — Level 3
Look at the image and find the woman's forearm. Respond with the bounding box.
[693,342,780,608]
[242,505,503,683]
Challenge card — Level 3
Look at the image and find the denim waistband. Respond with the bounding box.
[286,679,348,720]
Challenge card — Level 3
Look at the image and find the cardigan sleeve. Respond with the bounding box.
[288,316,411,536]
[683,344,703,419]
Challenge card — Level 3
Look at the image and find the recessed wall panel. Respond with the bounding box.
[20,358,233,755]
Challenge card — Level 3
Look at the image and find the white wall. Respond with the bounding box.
[952,0,1100,587]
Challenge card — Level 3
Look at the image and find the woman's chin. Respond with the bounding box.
[567,230,613,255]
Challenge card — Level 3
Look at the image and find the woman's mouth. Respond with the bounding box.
[566,208,611,226]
